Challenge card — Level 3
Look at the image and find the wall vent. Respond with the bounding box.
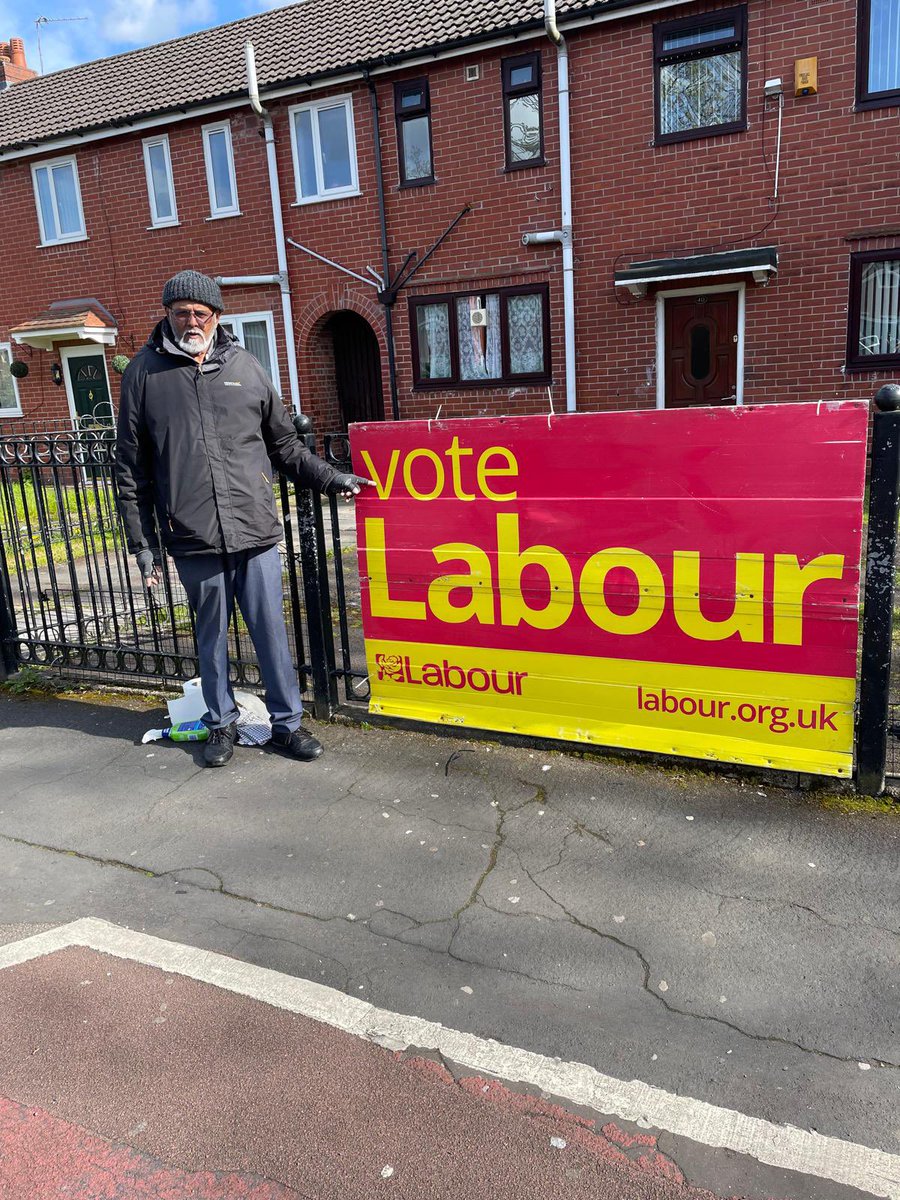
[465,64,481,82]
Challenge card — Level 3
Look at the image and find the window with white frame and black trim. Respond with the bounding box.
[847,251,900,369]
[410,286,550,387]
[653,6,747,143]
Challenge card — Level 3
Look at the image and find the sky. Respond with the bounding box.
[3,0,294,75]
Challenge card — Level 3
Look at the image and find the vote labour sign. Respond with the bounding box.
[351,402,869,777]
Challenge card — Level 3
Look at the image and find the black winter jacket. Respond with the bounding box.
[115,321,339,557]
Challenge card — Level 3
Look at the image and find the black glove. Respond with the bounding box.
[326,473,374,498]
[135,548,162,586]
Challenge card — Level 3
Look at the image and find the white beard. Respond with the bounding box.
[175,325,216,357]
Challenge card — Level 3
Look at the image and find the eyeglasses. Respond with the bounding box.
[168,307,216,327]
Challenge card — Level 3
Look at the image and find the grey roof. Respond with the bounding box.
[0,0,635,154]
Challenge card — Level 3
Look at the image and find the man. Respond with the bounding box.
[116,270,369,767]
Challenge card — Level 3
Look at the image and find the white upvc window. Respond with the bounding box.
[220,311,281,392]
[289,95,360,205]
[0,343,23,416]
[31,155,86,245]
[142,134,178,227]
[202,120,240,218]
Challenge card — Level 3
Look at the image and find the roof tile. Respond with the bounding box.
[0,0,612,153]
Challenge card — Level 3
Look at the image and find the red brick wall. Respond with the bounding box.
[0,0,896,435]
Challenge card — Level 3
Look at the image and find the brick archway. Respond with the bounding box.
[300,295,387,431]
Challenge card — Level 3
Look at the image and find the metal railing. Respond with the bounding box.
[0,427,369,717]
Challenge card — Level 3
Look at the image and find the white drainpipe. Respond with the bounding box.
[238,41,303,414]
[522,0,575,412]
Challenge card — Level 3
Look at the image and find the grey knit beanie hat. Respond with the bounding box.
[161,270,224,313]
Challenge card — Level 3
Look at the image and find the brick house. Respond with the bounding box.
[0,0,897,435]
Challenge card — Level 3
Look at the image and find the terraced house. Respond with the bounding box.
[0,0,897,434]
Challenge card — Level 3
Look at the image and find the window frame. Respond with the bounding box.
[0,342,23,417]
[653,5,748,146]
[502,52,545,170]
[289,95,361,206]
[394,78,435,187]
[409,283,551,390]
[201,120,241,219]
[846,249,900,370]
[30,154,87,246]
[142,134,179,228]
[219,310,282,392]
[856,0,900,109]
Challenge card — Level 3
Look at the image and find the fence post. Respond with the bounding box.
[0,526,17,682]
[293,414,339,720]
[856,384,900,796]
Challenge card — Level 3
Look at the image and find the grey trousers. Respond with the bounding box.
[174,545,304,733]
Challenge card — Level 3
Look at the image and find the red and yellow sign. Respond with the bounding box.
[351,403,869,777]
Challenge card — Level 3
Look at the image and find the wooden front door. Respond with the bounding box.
[664,292,738,407]
[63,351,113,428]
[328,312,384,428]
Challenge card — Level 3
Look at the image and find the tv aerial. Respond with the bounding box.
[34,14,89,74]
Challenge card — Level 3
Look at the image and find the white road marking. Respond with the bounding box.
[1,917,897,1198]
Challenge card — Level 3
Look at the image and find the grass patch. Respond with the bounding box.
[816,791,899,816]
[4,476,120,569]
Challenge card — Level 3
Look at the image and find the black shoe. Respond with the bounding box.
[204,722,237,767]
[270,725,323,761]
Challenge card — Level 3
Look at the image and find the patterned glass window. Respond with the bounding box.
[654,8,746,143]
[502,53,544,168]
[395,79,433,185]
[411,287,549,387]
[847,253,900,368]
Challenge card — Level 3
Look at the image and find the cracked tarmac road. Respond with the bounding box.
[0,692,898,1195]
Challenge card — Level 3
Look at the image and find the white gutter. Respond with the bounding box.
[0,0,693,164]
[242,40,303,414]
[216,273,282,286]
[522,0,576,412]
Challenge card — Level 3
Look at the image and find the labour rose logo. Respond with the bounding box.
[375,653,405,681]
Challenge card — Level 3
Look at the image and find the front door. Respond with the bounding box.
[328,312,385,428]
[62,348,113,428]
[664,291,738,407]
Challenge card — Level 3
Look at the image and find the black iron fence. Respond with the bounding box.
[3,400,900,795]
[0,426,369,719]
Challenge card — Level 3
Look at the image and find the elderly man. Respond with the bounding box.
[116,270,368,767]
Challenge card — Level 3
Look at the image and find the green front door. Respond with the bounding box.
[66,353,112,428]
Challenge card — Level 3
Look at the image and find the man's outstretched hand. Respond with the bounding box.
[135,548,162,589]
[328,473,375,501]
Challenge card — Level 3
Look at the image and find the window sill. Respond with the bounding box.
[414,375,552,392]
[399,177,436,190]
[205,211,243,222]
[37,234,88,248]
[0,409,24,418]
[147,220,181,230]
[654,121,747,146]
[502,158,547,173]
[845,359,900,372]
[291,189,362,207]
[854,93,900,112]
